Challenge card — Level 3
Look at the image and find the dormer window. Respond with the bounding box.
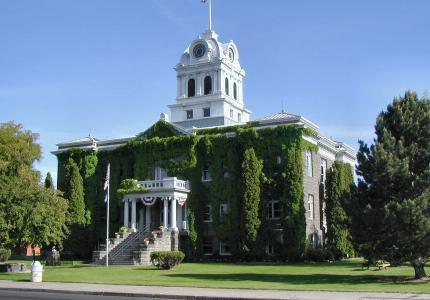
[204,76,212,95]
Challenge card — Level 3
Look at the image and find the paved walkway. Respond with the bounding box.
[1,280,430,300]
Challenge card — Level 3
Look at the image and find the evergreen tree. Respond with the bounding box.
[354,91,430,279]
[44,172,54,189]
[239,147,263,256]
[64,158,86,225]
[325,161,354,259]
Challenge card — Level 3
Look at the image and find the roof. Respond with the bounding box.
[255,111,319,131]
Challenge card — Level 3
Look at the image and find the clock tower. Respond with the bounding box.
[168,29,251,129]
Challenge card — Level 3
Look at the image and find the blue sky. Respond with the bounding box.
[1,0,429,185]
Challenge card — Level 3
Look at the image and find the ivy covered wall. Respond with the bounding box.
[56,121,317,260]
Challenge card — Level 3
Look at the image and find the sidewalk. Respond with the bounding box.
[1,280,430,300]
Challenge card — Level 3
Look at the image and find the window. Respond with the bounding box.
[202,169,212,182]
[238,113,242,122]
[276,155,282,165]
[305,151,313,177]
[203,236,214,255]
[230,109,233,119]
[220,203,229,215]
[219,242,232,255]
[204,205,212,222]
[154,167,167,180]
[225,78,229,95]
[267,200,281,220]
[203,107,211,117]
[188,78,195,97]
[186,110,193,119]
[320,159,327,183]
[204,76,212,95]
[309,233,319,248]
[266,242,275,256]
[307,194,314,220]
[233,82,237,100]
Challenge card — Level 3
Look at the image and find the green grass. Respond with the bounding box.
[1,259,429,293]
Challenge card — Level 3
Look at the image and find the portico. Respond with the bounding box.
[122,177,189,232]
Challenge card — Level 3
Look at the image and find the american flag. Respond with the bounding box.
[103,164,110,203]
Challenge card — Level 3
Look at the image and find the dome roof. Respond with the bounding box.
[177,30,242,70]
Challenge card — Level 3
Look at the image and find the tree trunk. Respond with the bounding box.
[412,257,427,279]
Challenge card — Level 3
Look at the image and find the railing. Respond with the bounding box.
[139,177,189,191]
[105,225,150,264]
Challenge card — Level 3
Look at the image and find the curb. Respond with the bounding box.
[0,287,282,300]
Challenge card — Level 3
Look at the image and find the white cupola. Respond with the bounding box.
[168,29,251,129]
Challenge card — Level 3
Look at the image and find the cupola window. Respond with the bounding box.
[204,76,212,95]
[225,78,229,96]
[188,78,195,97]
[233,83,237,100]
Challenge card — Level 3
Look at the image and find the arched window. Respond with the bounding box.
[188,79,195,97]
[225,78,229,96]
[233,83,237,100]
[204,76,212,95]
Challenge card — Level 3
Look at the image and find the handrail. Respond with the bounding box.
[104,226,150,263]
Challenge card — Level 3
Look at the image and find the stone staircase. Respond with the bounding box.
[93,227,178,266]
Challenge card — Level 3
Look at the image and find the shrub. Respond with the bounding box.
[119,226,128,233]
[0,248,11,262]
[305,247,333,262]
[150,251,185,269]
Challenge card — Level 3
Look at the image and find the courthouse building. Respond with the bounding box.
[54,24,355,264]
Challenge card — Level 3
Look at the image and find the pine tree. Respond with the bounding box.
[64,158,86,225]
[354,91,430,279]
[44,172,54,189]
[325,161,354,259]
[239,147,263,256]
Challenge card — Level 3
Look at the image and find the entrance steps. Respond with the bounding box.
[92,228,178,266]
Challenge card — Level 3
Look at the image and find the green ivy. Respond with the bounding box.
[57,123,318,260]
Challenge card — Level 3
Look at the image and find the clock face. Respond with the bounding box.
[193,44,206,58]
[228,48,235,62]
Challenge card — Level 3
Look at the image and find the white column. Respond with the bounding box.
[145,206,151,230]
[124,200,129,228]
[213,71,218,94]
[171,197,177,230]
[131,199,137,232]
[163,198,168,228]
[196,73,201,96]
[177,75,181,98]
[139,207,144,232]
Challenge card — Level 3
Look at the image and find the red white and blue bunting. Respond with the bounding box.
[177,197,186,206]
[139,196,187,206]
[141,197,157,206]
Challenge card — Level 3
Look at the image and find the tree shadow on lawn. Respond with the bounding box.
[164,273,410,286]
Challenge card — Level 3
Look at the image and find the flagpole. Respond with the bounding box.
[105,166,110,268]
[209,0,212,31]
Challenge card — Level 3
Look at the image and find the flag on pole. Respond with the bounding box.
[103,164,110,203]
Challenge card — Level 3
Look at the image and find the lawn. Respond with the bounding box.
[1,259,429,293]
